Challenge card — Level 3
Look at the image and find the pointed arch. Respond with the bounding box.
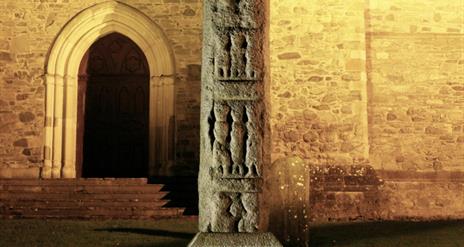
[44,1,175,178]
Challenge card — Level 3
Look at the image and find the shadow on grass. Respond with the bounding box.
[310,220,464,247]
[120,240,192,247]
[95,227,195,239]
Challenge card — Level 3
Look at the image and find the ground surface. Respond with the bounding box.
[0,218,197,247]
[311,220,464,247]
[0,219,462,246]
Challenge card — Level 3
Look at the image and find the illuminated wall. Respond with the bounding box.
[367,0,464,172]
[270,0,369,166]
[270,0,464,220]
[270,0,463,171]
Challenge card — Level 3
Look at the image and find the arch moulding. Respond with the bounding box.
[44,1,176,178]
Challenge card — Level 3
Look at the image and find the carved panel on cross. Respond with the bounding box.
[210,0,262,29]
[208,100,263,178]
[211,191,259,233]
[212,29,261,81]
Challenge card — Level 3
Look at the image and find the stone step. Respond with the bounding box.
[0,205,177,212]
[0,178,189,219]
[151,176,198,215]
[0,191,168,200]
[0,197,166,203]
[0,214,182,220]
[0,207,185,219]
[0,178,148,186]
[0,200,168,208]
[0,184,163,193]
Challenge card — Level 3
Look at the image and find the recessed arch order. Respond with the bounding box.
[44,1,176,178]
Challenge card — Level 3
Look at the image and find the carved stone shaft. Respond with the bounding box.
[197,0,268,234]
[191,0,281,245]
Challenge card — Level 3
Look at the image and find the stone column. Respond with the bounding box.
[189,0,281,246]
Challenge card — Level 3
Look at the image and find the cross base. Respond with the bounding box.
[188,232,282,247]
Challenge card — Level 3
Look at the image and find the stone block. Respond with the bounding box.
[188,232,282,247]
[267,156,310,246]
[0,167,40,178]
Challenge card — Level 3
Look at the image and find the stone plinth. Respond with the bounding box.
[189,233,282,247]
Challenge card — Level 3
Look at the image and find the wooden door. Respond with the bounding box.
[78,33,149,178]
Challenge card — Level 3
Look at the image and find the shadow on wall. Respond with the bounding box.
[310,164,464,222]
[267,158,383,246]
[310,164,384,222]
[173,64,202,176]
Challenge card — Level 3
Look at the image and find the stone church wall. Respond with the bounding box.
[270,0,369,169]
[0,0,202,177]
[367,0,463,173]
[0,0,462,221]
[270,0,464,221]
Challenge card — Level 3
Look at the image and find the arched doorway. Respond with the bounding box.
[43,1,175,179]
[77,33,149,178]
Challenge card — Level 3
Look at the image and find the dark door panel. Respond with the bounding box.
[79,33,149,178]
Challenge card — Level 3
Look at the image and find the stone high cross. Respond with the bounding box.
[188,0,281,245]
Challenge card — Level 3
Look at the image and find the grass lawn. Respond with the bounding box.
[0,219,463,246]
[0,218,197,247]
[311,220,464,247]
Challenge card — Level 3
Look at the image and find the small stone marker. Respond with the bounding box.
[268,156,310,246]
